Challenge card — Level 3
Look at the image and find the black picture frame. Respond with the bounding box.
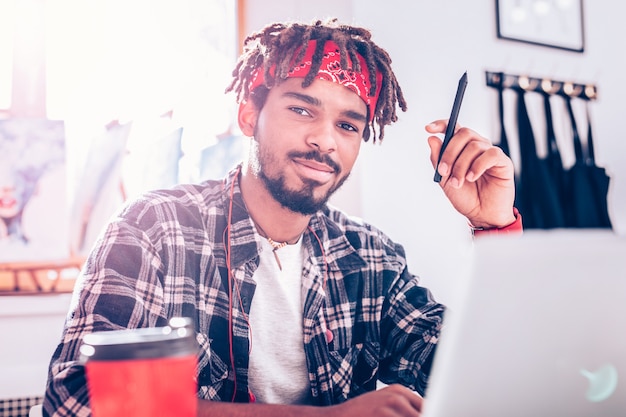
[496,0,585,53]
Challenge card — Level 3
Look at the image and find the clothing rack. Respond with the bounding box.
[485,71,597,100]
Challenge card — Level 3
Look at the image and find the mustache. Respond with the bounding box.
[288,150,341,174]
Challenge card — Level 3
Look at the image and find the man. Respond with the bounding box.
[44,18,521,417]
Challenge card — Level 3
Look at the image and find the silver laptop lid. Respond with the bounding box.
[422,230,626,417]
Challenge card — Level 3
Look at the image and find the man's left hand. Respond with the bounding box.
[426,120,516,229]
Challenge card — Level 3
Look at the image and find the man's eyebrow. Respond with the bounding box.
[282,91,368,123]
[342,109,368,123]
[282,91,321,106]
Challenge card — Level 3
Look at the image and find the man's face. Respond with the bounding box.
[243,77,368,215]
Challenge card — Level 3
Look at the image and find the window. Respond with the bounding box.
[0,0,239,291]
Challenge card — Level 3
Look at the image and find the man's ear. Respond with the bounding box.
[237,100,258,137]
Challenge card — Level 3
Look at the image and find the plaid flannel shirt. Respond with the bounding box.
[43,165,445,416]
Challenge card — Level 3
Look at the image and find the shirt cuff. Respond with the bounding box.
[471,208,523,237]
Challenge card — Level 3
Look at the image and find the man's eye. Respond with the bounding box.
[338,122,358,132]
[289,107,310,116]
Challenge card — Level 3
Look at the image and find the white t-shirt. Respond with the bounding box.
[247,237,313,404]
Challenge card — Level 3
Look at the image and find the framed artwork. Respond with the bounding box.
[0,119,68,263]
[496,0,585,52]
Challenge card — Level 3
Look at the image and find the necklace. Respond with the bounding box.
[266,237,288,271]
[252,220,305,271]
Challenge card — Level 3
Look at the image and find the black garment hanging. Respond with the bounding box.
[541,92,568,225]
[514,88,565,229]
[495,76,511,158]
[563,97,612,228]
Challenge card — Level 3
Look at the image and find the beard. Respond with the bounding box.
[254,145,350,215]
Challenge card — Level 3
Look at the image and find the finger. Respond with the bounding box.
[428,135,456,184]
[383,384,424,414]
[407,391,424,412]
[465,146,514,182]
[447,139,493,187]
[432,127,472,185]
[436,128,491,185]
[425,119,453,135]
[424,119,460,164]
[427,126,459,180]
[427,135,443,169]
[426,118,462,135]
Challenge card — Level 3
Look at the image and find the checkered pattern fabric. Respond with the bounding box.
[0,397,43,417]
[46,166,445,414]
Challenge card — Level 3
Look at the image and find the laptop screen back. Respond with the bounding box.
[422,230,626,417]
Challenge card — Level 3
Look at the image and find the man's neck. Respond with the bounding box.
[239,167,311,244]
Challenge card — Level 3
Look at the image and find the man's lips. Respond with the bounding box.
[287,150,341,184]
[294,158,334,173]
[292,159,335,184]
[287,150,341,173]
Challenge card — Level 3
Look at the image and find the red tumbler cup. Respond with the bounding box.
[80,317,198,417]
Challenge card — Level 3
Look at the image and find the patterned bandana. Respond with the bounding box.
[248,40,382,121]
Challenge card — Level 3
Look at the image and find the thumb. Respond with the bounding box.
[427,135,442,169]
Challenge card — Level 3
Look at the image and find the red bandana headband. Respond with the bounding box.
[248,40,383,122]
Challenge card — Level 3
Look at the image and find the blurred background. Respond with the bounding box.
[0,0,624,413]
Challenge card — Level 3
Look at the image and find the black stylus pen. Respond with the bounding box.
[434,71,468,182]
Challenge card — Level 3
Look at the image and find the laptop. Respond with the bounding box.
[422,229,626,417]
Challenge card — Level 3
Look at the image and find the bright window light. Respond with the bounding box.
[0,1,15,110]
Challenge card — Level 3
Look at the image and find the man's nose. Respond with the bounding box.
[305,121,337,153]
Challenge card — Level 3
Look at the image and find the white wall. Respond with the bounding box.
[244,0,626,307]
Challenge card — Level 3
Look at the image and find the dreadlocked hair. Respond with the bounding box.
[225,18,407,143]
